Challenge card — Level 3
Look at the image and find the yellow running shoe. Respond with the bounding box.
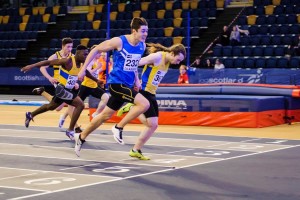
[117,103,134,117]
[129,149,150,160]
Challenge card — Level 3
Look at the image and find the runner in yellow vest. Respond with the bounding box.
[33,38,81,132]
[68,45,109,122]
[21,45,99,140]
[117,43,186,160]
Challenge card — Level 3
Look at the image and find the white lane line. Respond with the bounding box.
[241,138,262,142]
[0,185,48,192]
[0,143,216,159]
[0,152,171,168]
[8,192,51,199]
[206,138,263,148]
[207,142,233,148]
[0,130,291,152]
[0,166,117,179]
[174,144,300,170]
[0,173,37,181]
[3,126,299,141]
[9,144,300,200]
[60,163,100,171]
[8,167,175,200]
[167,149,194,154]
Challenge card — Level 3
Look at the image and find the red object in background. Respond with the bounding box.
[178,72,189,84]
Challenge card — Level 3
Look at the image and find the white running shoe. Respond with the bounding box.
[92,112,97,118]
[112,125,125,145]
[74,134,85,157]
[65,130,75,140]
[58,115,65,129]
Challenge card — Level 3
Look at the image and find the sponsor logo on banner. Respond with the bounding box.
[198,69,264,84]
[246,69,264,83]
[157,100,187,110]
[14,75,47,81]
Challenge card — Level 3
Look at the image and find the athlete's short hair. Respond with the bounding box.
[130,17,148,32]
[76,45,88,51]
[62,37,73,46]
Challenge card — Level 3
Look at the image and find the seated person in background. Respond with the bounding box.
[230,25,241,46]
[178,65,189,84]
[203,59,213,68]
[190,57,201,68]
[214,59,225,70]
[219,26,230,46]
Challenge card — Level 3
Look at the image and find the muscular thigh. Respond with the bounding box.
[107,84,138,111]
[140,90,158,118]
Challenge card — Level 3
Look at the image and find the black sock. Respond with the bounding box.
[115,125,123,130]
[79,134,85,143]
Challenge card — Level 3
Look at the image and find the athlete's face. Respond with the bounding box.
[78,49,89,63]
[134,25,148,43]
[170,53,185,64]
[100,52,107,60]
[62,43,73,54]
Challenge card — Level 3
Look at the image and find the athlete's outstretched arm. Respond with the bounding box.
[21,58,67,73]
[85,70,103,85]
[138,52,161,66]
[40,54,58,84]
[78,37,122,80]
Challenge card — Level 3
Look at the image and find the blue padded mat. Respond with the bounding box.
[156,94,285,112]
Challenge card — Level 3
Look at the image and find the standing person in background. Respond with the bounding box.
[97,52,113,87]
[74,17,150,157]
[178,65,189,84]
[116,43,186,160]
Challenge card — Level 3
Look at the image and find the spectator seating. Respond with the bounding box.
[206,56,300,69]
[213,45,290,57]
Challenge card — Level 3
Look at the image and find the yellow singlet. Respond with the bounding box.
[59,56,81,90]
[141,52,170,95]
[53,51,72,80]
[81,61,100,88]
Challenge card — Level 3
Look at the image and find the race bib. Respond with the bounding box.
[91,70,99,79]
[65,75,78,89]
[123,54,141,71]
[151,70,166,86]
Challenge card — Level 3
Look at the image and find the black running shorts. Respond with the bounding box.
[78,85,106,101]
[140,90,158,118]
[53,84,78,105]
[107,84,138,111]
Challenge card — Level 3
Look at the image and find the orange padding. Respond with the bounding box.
[292,89,300,97]
[159,83,300,89]
[286,110,300,122]
[89,109,286,128]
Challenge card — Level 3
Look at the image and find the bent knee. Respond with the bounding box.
[78,103,85,110]
[102,93,109,101]
[146,121,158,130]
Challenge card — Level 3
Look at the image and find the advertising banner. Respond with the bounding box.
[0,67,52,86]
[1,67,299,86]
